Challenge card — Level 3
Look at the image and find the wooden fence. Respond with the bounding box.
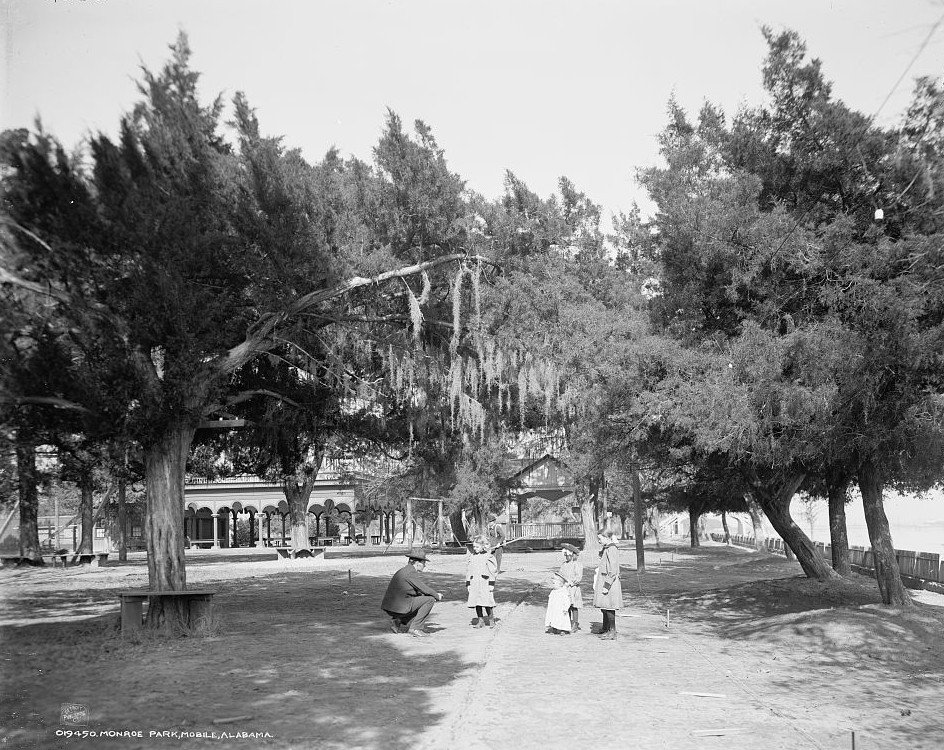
[713,533,943,585]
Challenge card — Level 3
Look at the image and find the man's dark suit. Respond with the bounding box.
[381,563,440,632]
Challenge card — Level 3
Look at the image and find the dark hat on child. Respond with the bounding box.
[561,543,581,554]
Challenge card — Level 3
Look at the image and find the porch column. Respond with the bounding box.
[232,509,239,548]
[211,513,220,549]
[280,513,287,544]
[252,511,263,548]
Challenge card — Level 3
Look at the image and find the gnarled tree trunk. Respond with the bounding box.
[282,452,324,552]
[579,479,601,561]
[16,437,42,563]
[753,471,838,581]
[858,461,911,606]
[826,473,852,576]
[721,511,732,545]
[746,495,767,552]
[144,419,196,630]
[283,478,315,551]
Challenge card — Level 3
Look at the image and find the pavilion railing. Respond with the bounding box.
[508,522,584,540]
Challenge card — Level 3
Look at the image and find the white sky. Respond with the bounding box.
[2,0,943,224]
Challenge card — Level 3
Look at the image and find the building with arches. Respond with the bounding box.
[183,475,358,549]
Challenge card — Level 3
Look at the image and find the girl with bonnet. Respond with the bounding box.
[558,543,584,632]
[466,535,498,627]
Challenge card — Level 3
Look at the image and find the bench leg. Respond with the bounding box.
[121,599,144,633]
[188,596,213,628]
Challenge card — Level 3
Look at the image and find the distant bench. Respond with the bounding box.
[73,552,109,567]
[116,589,217,633]
[274,547,322,560]
[0,551,106,568]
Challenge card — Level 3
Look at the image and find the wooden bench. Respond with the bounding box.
[73,552,109,567]
[46,551,69,567]
[1,553,68,567]
[274,547,319,559]
[116,589,217,633]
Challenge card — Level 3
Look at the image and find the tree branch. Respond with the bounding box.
[216,253,494,376]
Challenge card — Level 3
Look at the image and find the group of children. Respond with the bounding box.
[465,528,623,639]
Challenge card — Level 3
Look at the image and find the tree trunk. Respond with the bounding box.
[579,485,600,561]
[858,461,911,606]
[746,495,767,552]
[117,478,128,562]
[445,508,461,544]
[470,506,484,536]
[617,513,629,539]
[282,479,315,551]
[826,476,852,576]
[754,472,838,581]
[405,496,414,546]
[688,506,700,548]
[16,437,42,562]
[649,506,662,547]
[77,472,94,555]
[632,468,645,573]
[143,420,195,630]
[721,511,732,545]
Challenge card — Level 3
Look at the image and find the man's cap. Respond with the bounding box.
[561,543,581,554]
[407,549,429,562]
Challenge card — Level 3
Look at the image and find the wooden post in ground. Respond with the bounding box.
[438,500,444,551]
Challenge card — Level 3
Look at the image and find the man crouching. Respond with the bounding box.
[381,549,444,638]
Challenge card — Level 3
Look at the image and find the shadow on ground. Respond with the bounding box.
[0,562,539,750]
[631,543,944,747]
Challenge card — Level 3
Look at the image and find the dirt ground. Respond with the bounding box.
[1,541,943,750]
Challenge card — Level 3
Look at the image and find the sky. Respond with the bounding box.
[2,0,944,225]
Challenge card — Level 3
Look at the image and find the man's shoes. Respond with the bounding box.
[598,631,618,641]
[407,629,430,638]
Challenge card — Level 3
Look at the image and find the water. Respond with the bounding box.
[793,489,944,555]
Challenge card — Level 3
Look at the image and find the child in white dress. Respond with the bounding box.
[544,572,572,635]
[466,535,498,627]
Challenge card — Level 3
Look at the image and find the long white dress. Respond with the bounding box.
[466,551,497,607]
[544,587,572,631]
